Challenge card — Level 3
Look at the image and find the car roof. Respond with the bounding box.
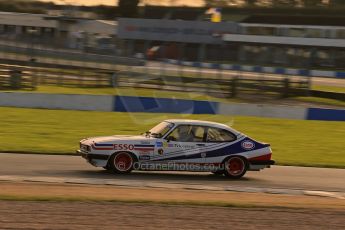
[164,119,241,135]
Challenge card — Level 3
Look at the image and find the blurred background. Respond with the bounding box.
[0,0,343,106]
[0,2,344,229]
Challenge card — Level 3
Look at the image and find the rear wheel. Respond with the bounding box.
[109,152,135,174]
[224,156,247,179]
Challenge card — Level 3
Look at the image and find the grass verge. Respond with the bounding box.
[312,85,345,94]
[0,107,344,168]
[293,96,345,107]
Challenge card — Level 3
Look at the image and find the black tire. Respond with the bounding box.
[109,152,135,174]
[223,156,248,179]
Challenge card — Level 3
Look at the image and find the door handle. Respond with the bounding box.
[196,144,205,146]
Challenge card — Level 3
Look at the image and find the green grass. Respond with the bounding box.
[294,97,345,107]
[312,85,345,93]
[0,107,344,168]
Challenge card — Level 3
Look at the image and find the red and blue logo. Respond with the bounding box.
[241,140,255,150]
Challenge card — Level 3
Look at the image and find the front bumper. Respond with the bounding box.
[76,150,109,165]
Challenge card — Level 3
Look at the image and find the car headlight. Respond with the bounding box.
[80,144,90,152]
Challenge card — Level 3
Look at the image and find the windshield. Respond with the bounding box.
[147,121,174,138]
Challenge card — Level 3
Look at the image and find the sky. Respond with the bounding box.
[38,0,206,7]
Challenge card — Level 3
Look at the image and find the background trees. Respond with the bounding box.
[118,0,140,17]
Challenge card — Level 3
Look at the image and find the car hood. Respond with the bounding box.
[81,135,155,145]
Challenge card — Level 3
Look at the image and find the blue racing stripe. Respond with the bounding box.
[134,144,155,147]
[94,143,113,146]
[151,138,268,161]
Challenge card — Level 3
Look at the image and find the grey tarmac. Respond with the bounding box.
[0,153,344,195]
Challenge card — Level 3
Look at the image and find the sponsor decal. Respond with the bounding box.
[241,140,255,150]
[138,151,153,155]
[156,142,163,147]
[167,143,195,148]
[139,155,150,160]
[158,148,164,155]
[92,143,136,151]
[114,144,135,151]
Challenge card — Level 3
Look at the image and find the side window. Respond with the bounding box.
[206,128,236,142]
[190,126,205,142]
[167,125,206,142]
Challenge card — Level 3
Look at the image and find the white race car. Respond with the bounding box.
[77,119,274,178]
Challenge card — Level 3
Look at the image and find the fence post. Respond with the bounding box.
[111,72,118,87]
[159,42,167,79]
[230,76,238,98]
[143,40,150,78]
[9,69,22,89]
[305,70,311,97]
[198,44,206,79]
[178,43,185,79]
[127,40,134,79]
[282,77,290,98]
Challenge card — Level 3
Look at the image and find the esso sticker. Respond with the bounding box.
[114,144,134,151]
[241,140,255,150]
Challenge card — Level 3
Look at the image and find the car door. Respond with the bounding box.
[155,125,212,167]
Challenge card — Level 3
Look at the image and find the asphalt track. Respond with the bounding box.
[0,153,344,195]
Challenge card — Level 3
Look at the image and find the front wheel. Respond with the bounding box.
[109,152,135,174]
[223,156,248,179]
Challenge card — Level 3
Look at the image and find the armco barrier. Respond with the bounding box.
[306,108,345,121]
[114,96,218,114]
[0,92,113,111]
[217,103,307,120]
[164,59,345,79]
[0,92,344,121]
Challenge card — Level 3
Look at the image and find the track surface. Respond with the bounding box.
[1,201,344,230]
[1,153,344,192]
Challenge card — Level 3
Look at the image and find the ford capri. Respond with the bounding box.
[77,119,274,179]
